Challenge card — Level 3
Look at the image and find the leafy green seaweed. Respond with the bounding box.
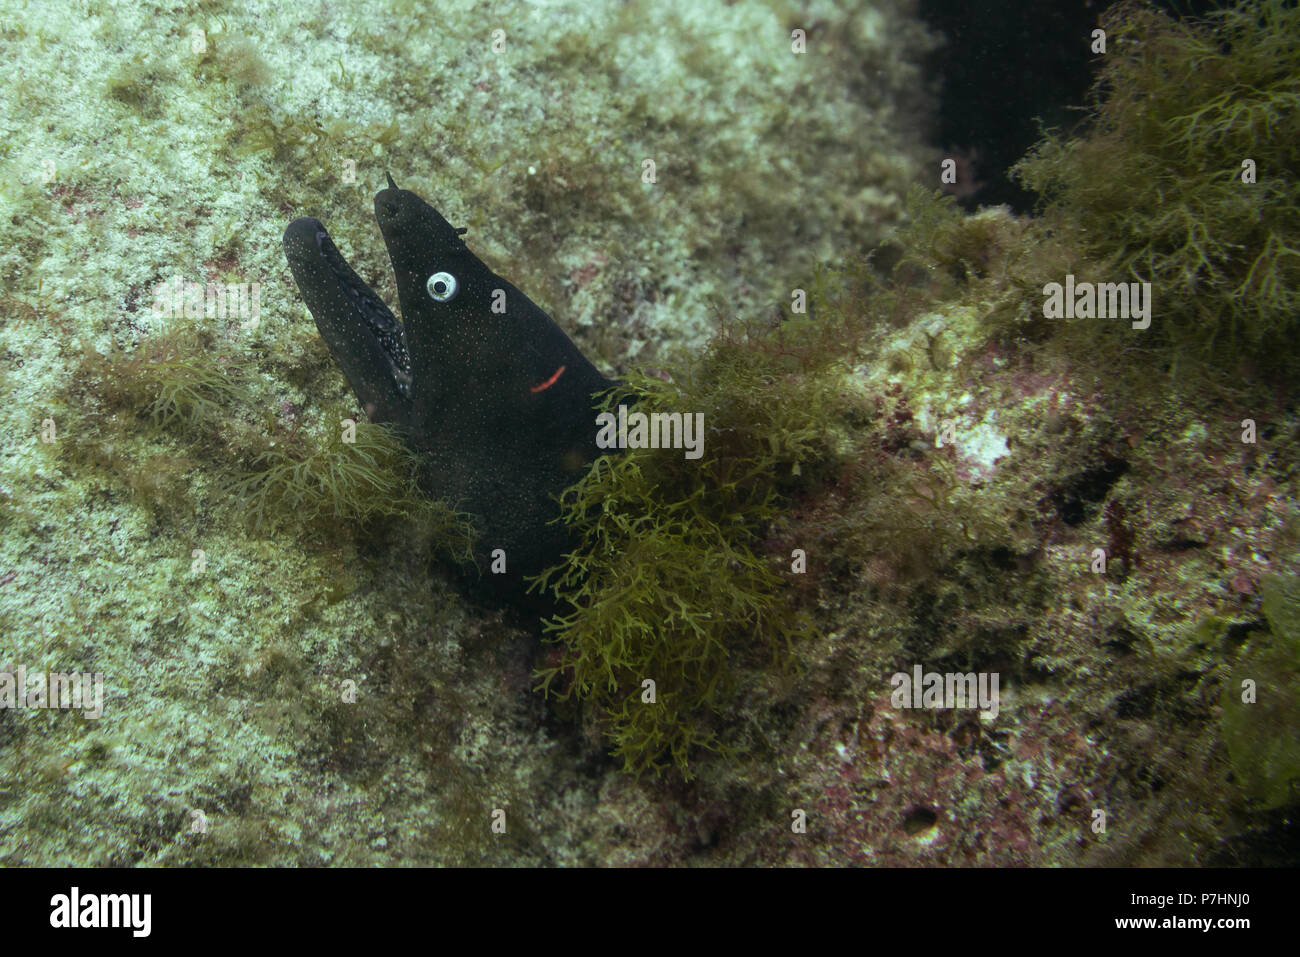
[1012,0,1300,364]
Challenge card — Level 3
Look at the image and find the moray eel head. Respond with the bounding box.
[283,175,612,596]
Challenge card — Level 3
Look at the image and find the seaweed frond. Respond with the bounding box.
[1012,0,1300,365]
[530,327,866,777]
[230,420,476,561]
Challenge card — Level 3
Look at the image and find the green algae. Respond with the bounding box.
[231,419,475,562]
[1012,0,1300,366]
[530,346,835,778]
[74,324,249,436]
[525,184,1053,780]
[1220,573,1300,809]
[61,322,474,558]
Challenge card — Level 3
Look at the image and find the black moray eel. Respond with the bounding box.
[283,175,612,598]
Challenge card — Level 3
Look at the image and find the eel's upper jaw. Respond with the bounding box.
[283,217,414,425]
[373,185,469,280]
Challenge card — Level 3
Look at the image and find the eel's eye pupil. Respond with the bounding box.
[426,271,458,302]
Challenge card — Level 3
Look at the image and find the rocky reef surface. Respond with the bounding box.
[0,0,1295,865]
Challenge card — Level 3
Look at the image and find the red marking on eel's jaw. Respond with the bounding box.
[530,364,566,393]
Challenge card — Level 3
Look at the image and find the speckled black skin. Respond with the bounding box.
[283,177,611,596]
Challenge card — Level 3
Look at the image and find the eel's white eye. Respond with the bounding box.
[426,271,458,302]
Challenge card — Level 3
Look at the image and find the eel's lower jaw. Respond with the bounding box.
[283,217,414,427]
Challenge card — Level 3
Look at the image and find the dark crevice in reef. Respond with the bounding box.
[1207,809,1300,866]
[1046,456,1130,526]
[918,0,1226,212]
